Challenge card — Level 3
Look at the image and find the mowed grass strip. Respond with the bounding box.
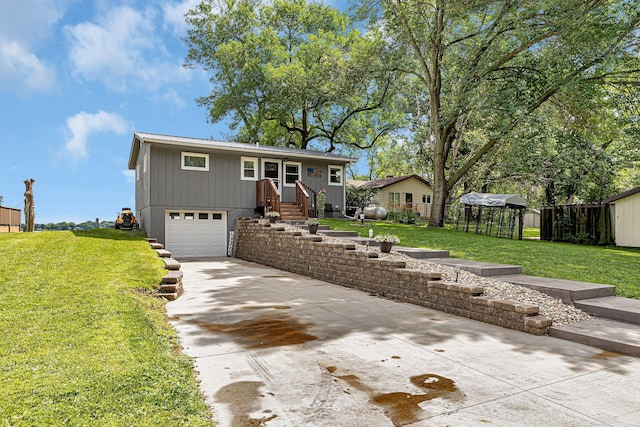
[320,219,640,299]
[0,229,213,426]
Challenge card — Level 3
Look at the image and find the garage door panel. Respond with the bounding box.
[165,210,227,257]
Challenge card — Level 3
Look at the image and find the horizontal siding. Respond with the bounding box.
[614,192,640,247]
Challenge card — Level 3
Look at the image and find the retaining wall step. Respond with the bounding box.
[499,274,615,304]
[150,242,164,250]
[549,318,640,357]
[575,296,640,325]
[146,238,157,243]
[160,282,182,293]
[162,270,183,284]
[156,249,172,258]
[163,257,181,270]
[429,258,522,277]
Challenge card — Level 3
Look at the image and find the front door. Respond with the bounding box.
[406,193,413,209]
[261,159,282,191]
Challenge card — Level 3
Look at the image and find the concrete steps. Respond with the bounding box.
[320,230,360,238]
[575,296,640,325]
[429,258,522,277]
[499,274,616,304]
[549,318,640,357]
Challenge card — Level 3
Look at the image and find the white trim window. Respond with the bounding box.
[181,152,209,171]
[241,156,258,181]
[284,161,302,187]
[328,165,343,186]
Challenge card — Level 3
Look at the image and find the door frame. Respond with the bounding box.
[261,158,282,192]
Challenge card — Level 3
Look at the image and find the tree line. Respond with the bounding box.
[184,0,640,226]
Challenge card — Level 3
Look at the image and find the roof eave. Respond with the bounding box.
[132,132,355,164]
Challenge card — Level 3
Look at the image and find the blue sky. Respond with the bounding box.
[0,0,348,224]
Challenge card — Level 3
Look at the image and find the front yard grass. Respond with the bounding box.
[0,229,213,426]
[320,218,640,299]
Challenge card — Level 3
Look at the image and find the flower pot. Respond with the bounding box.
[308,224,319,234]
[380,242,393,253]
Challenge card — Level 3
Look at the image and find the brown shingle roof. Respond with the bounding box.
[347,174,431,190]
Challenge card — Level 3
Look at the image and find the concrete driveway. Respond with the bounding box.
[166,258,640,427]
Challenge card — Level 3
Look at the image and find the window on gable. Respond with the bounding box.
[284,161,302,186]
[328,165,343,186]
[181,152,209,171]
[241,156,258,180]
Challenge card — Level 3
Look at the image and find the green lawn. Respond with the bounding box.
[320,218,640,299]
[0,230,213,426]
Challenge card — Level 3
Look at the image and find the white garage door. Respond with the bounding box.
[165,210,227,258]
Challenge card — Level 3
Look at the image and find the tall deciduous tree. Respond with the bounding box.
[367,0,640,226]
[184,0,402,150]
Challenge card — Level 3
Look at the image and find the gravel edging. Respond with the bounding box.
[283,223,593,326]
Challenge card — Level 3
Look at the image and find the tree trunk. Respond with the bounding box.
[428,149,447,227]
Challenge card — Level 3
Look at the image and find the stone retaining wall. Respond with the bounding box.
[233,219,552,335]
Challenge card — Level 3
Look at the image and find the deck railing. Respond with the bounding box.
[294,180,309,219]
[256,179,281,215]
[298,181,318,218]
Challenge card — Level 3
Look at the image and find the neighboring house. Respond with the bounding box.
[348,174,433,219]
[128,132,353,257]
[604,186,640,247]
[0,206,21,233]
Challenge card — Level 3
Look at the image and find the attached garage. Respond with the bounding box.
[165,210,227,258]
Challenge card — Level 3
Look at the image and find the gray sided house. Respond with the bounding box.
[128,132,353,257]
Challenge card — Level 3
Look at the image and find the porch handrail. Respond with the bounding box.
[256,178,281,215]
[298,181,318,218]
[294,180,309,219]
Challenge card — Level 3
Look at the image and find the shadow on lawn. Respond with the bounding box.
[71,228,148,241]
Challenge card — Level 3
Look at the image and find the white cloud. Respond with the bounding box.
[63,111,130,161]
[163,0,202,34]
[0,38,56,93]
[0,0,66,94]
[65,6,189,93]
[0,0,66,44]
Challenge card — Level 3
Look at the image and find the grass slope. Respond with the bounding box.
[320,219,640,299]
[0,230,213,426]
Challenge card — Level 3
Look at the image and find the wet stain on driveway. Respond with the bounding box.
[331,368,463,426]
[172,313,317,349]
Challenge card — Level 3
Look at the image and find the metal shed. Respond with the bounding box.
[455,193,526,239]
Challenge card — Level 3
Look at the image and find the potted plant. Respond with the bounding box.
[374,233,400,253]
[305,218,319,234]
[265,211,280,223]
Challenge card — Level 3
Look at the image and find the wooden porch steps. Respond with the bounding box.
[279,202,307,221]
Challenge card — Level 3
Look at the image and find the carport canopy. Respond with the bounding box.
[460,192,526,208]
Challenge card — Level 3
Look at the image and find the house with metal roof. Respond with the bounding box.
[128,132,354,257]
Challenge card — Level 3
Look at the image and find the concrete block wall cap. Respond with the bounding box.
[161,270,183,283]
[429,281,447,290]
[444,282,484,294]
[515,303,540,315]
[297,235,323,242]
[524,315,553,328]
[470,296,494,306]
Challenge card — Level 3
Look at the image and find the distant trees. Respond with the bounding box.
[186,0,640,224]
[370,0,640,226]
